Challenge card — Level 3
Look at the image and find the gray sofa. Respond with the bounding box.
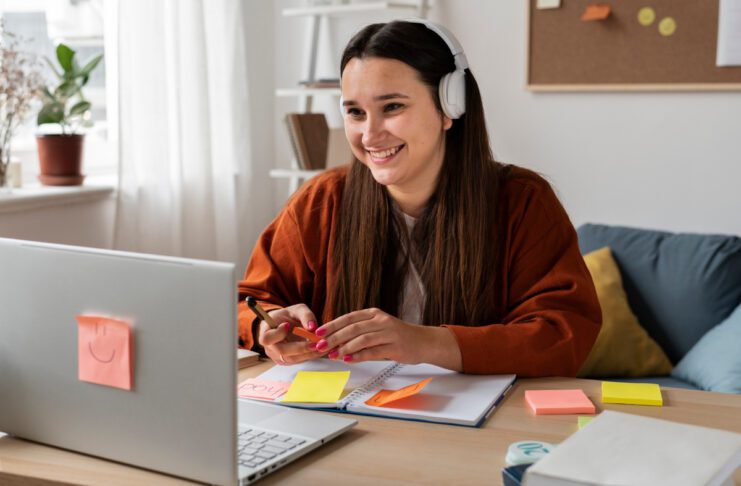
[577,224,741,391]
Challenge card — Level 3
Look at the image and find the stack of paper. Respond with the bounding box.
[523,411,741,486]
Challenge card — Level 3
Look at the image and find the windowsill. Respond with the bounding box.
[0,175,117,214]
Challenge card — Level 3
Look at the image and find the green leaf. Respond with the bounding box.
[37,102,65,125]
[44,56,63,80]
[69,101,91,118]
[42,86,57,102]
[77,54,103,80]
[54,81,79,99]
[56,44,75,73]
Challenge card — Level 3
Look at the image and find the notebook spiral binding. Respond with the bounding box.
[342,362,404,405]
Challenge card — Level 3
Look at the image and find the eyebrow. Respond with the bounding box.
[342,93,410,106]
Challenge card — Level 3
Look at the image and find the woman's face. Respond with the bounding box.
[341,57,452,196]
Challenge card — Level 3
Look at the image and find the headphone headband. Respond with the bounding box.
[404,19,469,71]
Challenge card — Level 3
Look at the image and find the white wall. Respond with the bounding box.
[436,1,741,235]
[273,0,741,236]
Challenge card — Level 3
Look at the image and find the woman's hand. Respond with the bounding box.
[258,304,325,365]
[314,308,463,370]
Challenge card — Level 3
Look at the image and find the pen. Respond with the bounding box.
[245,295,321,343]
[245,296,278,329]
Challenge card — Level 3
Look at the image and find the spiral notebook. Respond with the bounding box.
[253,360,516,427]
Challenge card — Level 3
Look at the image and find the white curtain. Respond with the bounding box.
[112,0,268,266]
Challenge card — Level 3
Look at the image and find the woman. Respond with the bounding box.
[238,20,601,376]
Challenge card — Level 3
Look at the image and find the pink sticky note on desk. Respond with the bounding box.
[238,378,291,400]
[525,389,595,415]
[77,315,133,390]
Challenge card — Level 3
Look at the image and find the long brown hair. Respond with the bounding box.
[330,21,509,325]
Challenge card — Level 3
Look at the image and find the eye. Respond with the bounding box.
[346,107,364,119]
[384,103,403,112]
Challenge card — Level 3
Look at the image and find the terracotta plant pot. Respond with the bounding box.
[36,134,85,186]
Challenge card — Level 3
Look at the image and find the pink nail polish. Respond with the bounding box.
[307,321,317,331]
[343,355,353,363]
[328,350,339,359]
[315,327,327,337]
[316,339,328,351]
[280,322,291,331]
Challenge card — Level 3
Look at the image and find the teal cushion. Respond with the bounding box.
[671,304,741,394]
[577,224,741,363]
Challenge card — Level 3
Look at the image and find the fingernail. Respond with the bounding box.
[280,322,291,331]
[309,343,318,351]
[307,321,317,331]
[328,350,339,359]
[315,327,327,337]
[316,339,328,351]
[343,355,353,363]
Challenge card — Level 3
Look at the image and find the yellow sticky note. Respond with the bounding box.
[602,381,663,406]
[282,371,350,403]
[365,377,433,407]
[578,416,594,428]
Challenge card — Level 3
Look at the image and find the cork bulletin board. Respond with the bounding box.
[527,0,741,91]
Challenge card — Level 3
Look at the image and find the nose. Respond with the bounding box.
[361,114,386,148]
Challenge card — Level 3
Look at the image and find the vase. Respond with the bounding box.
[36,134,85,186]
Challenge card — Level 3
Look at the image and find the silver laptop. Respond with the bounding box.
[0,237,356,485]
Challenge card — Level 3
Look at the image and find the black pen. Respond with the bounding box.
[245,296,278,329]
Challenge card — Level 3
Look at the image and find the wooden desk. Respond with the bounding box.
[2,361,740,485]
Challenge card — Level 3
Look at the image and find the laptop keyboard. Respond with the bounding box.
[238,428,307,469]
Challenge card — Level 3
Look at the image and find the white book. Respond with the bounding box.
[252,360,515,427]
[524,410,741,486]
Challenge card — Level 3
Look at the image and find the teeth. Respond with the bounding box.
[369,145,401,158]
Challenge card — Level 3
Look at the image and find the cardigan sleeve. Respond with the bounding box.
[237,205,308,350]
[443,176,602,377]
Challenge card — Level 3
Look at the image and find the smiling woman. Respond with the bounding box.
[238,20,602,377]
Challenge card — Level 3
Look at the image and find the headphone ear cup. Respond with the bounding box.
[438,70,466,119]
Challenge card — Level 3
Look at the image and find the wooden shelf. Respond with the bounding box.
[282,1,421,17]
[275,87,341,97]
[269,168,323,180]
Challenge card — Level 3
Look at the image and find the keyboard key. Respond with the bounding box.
[265,440,292,450]
[255,450,276,460]
[262,445,285,455]
[287,438,306,446]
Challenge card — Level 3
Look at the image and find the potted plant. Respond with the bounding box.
[36,43,102,186]
[0,21,43,192]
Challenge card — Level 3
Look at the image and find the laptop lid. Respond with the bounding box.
[0,238,238,485]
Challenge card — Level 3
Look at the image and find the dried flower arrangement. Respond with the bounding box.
[0,20,43,188]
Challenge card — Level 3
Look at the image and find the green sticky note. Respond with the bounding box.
[578,416,594,428]
[282,371,350,403]
[601,381,663,406]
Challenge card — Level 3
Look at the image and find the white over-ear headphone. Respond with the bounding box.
[406,19,468,119]
[339,20,468,120]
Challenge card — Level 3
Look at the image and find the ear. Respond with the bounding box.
[442,115,453,131]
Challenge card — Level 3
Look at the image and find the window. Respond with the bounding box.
[1,0,113,183]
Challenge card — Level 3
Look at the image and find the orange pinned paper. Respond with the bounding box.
[238,378,291,400]
[581,4,611,21]
[292,326,321,343]
[365,377,433,407]
[77,315,133,390]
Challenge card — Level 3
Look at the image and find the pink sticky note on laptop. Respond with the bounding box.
[525,389,595,415]
[77,315,133,390]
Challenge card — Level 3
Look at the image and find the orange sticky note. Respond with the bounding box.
[581,4,611,21]
[291,326,321,343]
[238,378,291,400]
[525,389,596,415]
[77,315,133,390]
[364,377,433,407]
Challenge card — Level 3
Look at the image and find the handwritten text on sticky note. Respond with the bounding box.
[77,315,133,390]
[282,371,350,403]
[365,377,433,407]
[238,378,291,400]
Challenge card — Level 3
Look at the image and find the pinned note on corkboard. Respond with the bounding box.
[527,0,741,91]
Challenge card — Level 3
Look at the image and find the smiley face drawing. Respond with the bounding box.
[76,315,133,390]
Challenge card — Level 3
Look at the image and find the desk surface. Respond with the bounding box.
[2,361,741,485]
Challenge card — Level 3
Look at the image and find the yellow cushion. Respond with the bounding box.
[578,247,673,378]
